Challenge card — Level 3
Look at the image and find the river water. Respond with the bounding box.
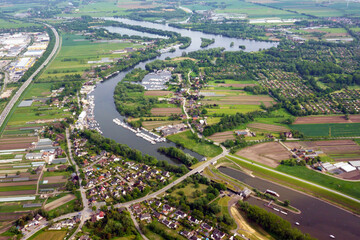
[219,167,360,240]
[92,17,278,164]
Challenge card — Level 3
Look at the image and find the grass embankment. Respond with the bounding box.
[226,155,360,214]
[167,130,222,157]
[276,165,360,199]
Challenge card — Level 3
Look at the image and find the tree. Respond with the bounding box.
[284,200,290,207]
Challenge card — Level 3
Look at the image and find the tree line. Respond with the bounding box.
[158,146,198,166]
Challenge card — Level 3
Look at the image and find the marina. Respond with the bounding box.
[113,118,166,145]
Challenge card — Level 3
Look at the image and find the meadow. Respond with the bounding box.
[0,18,38,29]
[39,33,141,80]
[206,104,261,115]
[258,0,360,17]
[291,123,360,137]
[29,230,67,240]
[183,0,303,19]
[167,130,222,157]
[170,183,208,202]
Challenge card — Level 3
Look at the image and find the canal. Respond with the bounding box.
[219,167,360,240]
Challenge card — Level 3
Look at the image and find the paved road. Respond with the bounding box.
[227,155,360,204]
[0,23,60,129]
[66,128,91,240]
[127,207,149,240]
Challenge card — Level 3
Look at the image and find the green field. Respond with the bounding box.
[276,165,360,200]
[0,202,40,213]
[260,0,360,17]
[23,83,52,99]
[29,230,67,240]
[39,33,141,80]
[167,130,222,157]
[5,106,70,126]
[0,185,36,192]
[206,104,261,115]
[291,123,360,137]
[170,183,208,202]
[184,0,303,19]
[0,18,38,29]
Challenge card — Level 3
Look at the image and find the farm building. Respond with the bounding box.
[235,129,255,137]
[334,162,356,173]
[321,162,337,172]
[349,161,360,170]
[25,152,43,160]
[51,158,67,164]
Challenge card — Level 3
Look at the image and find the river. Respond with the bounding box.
[219,167,360,240]
[91,18,277,164]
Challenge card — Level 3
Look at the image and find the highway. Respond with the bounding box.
[0,23,60,129]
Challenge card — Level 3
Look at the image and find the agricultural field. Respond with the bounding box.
[29,230,67,240]
[250,0,360,17]
[0,202,40,213]
[202,89,274,116]
[0,82,71,138]
[0,136,37,150]
[39,33,142,80]
[0,18,38,29]
[150,107,182,116]
[235,142,292,168]
[247,123,289,132]
[144,91,172,96]
[183,0,303,19]
[167,130,222,157]
[44,194,76,211]
[293,115,360,124]
[291,123,360,137]
[208,131,236,143]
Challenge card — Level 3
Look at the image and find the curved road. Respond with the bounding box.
[0,23,60,129]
